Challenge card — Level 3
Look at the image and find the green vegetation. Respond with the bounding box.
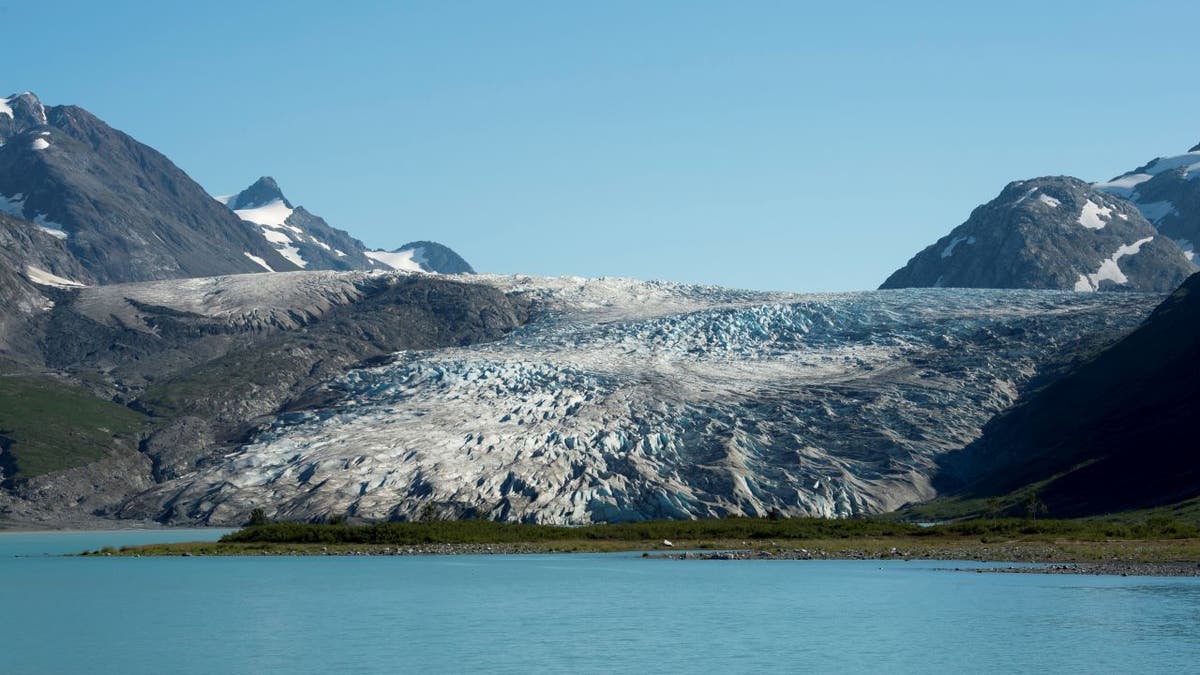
[136,347,296,418]
[0,376,148,481]
[215,515,1200,547]
[221,517,922,546]
[103,515,1200,562]
[900,485,1200,527]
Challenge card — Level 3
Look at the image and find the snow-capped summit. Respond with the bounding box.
[219,177,476,275]
[217,177,373,271]
[364,241,475,274]
[1095,143,1200,261]
[882,176,1195,292]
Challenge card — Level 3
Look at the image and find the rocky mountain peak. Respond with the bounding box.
[1190,142,1200,153]
[881,175,1195,292]
[0,92,49,141]
[229,176,291,210]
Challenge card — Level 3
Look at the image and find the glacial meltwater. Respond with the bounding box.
[3,531,1199,673]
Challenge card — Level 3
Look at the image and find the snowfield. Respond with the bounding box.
[132,273,1161,525]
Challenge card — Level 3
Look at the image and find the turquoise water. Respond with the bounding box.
[3,531,1200,674]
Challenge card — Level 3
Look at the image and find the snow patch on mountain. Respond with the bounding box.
[941,235,975,258]
[1095,173,1153,197]
[1013,187,1038,204]
[234,199,294,229]
[25,266,85,288]
[0,96,12,119]
[1073,237,1154,292]
[243,252,275,272]
[365,248,427,272]
[1096,151,1200,198]
[1077,200,1112,229]
[278,244,307,268]
[1037,194,1061,208]
[0,192,70,238]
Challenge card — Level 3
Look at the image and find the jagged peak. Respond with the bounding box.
[228,176,291,210]
[0,91,48,128]
[1190,141,1200,153]
[4,91,41,105]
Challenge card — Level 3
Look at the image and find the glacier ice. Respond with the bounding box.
[135,275,1161,525]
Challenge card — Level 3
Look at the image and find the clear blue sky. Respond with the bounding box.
[6,1,1200,291]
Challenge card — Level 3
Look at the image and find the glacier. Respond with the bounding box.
[131,274,1160,525]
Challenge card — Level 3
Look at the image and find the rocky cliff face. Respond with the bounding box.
[116,276,1160,526]
[882,177,1196,292]
[0,212,91,362]
[934,272,1200,517]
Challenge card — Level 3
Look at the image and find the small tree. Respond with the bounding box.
[1024,493,1048,520]
[247,508,269,527]
[419,502,438,522]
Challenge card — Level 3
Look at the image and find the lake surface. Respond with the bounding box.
[3,531,1199,674]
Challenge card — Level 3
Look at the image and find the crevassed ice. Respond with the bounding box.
[137,276,1161,526]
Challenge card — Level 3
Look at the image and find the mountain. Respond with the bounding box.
[218,177,377,272]
[0,92,295,283]
[364,241,475,274]
[220,177,475,275]
[1095,143,1200,261]
[934,272,1200,517]
[881,176,1196,292]
[114,278,1158,525]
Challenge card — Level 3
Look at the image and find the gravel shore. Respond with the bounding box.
[649,547,1200,577]
[947,562,1200,577]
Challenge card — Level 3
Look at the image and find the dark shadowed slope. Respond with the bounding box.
[935,273,1200,516]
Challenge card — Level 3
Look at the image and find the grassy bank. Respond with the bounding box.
[100,516,1200,562]
[0,376,149,481]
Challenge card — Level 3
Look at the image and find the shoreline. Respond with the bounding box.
[650,548,1200,577]
[88,537,1200,576]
